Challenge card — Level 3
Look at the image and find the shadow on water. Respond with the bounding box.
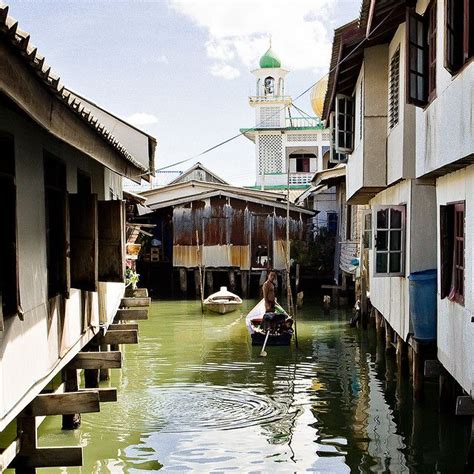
[32,297,471,473]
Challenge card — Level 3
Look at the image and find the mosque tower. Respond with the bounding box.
[241,42,330,192]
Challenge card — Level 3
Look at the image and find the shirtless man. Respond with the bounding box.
[262,270,277,313]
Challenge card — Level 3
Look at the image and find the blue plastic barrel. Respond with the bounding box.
[408,269,437,341]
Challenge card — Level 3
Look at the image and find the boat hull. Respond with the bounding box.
[250,331,292,346]
[205,303,241,315]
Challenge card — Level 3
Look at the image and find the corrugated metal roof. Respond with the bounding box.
[0,3,148,173]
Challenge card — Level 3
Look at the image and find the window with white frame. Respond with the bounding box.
[335,94,355,153]
[362,209,372,249]
[373,205,406,276]
[329,112,348,164]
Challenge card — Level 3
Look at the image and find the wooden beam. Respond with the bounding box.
[99,329,138,345]
[125,288,148,298]
[108,323,139,331]
[68,351,122,370]
[120,297,151,307]
[456,396,474,416]
[11,447,82,468]
[114,309,148,321]
[0,438,21,472]
[79,387,117,403]
[24,392,100,417]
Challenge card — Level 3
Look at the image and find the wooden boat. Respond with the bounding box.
[246,299,293,346]
[203,287,243,314]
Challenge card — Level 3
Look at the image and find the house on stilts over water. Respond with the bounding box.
[0,3,156,470]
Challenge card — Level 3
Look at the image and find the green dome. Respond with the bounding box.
[259,47,281,68]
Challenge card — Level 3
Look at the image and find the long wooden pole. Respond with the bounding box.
[196,230,204,313]
[286,148,298,347]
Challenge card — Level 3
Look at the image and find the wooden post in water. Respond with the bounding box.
[241,271,248,298]
[229,269,236,292]
[385,320,394,353]
[99,343,110,381]
[375,309,384,342]
[195,230,204,312]
[15,415,37,474]
[396,335,408,379]
[179,268,187,293]
[206,270,213,294]
[62,369,81,430]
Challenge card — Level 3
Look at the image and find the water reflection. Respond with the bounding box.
[34,298,470,473]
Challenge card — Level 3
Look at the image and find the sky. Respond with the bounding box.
[7,0,360,186]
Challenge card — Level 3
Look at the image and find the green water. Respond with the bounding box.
[36,298,470,472]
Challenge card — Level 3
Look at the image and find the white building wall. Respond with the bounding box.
[436,167,474,394]
[369,179,436,340]
[0,105,124,431]
[415,0,474,177]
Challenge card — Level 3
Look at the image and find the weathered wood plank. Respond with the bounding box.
[125,288,148,298]
[11,447,82,468]
[121,297,151,308]
[24,392,100,417]
[0,438,21,472]
[100,329,138,345]
[80,387,117,403]
[456,396,474,416]
[69,351,122,370]
[114,309,148,321]
[108,323,139,331]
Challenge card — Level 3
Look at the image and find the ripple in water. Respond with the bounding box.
[85,383,295,434]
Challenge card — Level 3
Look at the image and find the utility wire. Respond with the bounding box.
[156,6,397,173]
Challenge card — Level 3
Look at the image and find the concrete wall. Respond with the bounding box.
[436,167,474,394]
[369,179,436,339]
[347,45,389,201]
[0,103,125,431]
[386,24,417,184]
[415,0,474,177]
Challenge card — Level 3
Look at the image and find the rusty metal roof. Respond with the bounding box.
[143,186,315,216]
[0,3,149,173]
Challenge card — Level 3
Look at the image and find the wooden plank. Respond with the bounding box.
[98,200,125,282]
[424,359,443,377]
[69,351,122,370]
[121,297,151,308]
[99,329,138,345]
[24,392,100,417]
[125,288,148,298]
[456,396,474,416]
[108,323,139,331]
[114,309,148,321]
[11,447,82,468]
[80,387,117,403]
[70,193,98,292]
[0,438,21,472]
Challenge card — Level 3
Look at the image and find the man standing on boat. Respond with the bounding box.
[262,270,277,313]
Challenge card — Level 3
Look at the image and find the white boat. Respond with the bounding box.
[203,286,243,314]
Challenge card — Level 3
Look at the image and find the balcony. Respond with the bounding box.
[285,116,323,129]
[249,95,292,105]
[289,173,313,185]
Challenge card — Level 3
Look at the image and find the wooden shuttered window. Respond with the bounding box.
[0,134,20,317]
[446,0,473,73]
[44,153,70,298]
[440,202,465,304]
[329,112,348,164]
[389,47,400,129]
[98,200,126,282]
[70,193,98,292]
[406,1,437,107]
[335,94,355,154]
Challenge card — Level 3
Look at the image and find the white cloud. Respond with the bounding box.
[169,0,356,77]
[126,112,159,126]
[209,63,241,80]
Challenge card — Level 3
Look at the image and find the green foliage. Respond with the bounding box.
[125,267,140,290]
[291,226,336,273]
